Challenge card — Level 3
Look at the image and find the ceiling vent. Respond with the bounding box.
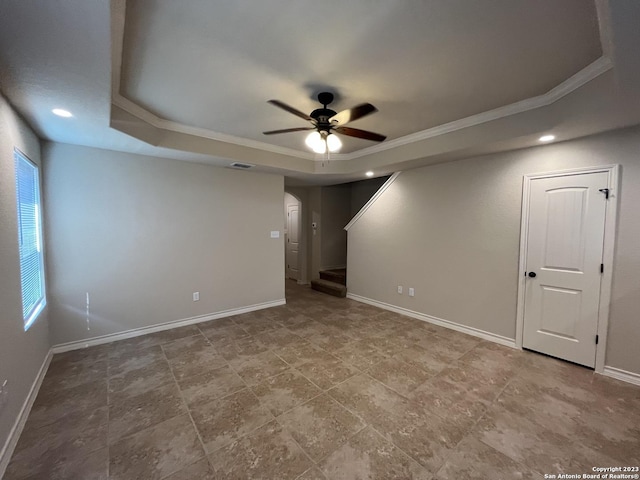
[228,162,255,169]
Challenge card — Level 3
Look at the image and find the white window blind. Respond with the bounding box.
[14,149,46,330]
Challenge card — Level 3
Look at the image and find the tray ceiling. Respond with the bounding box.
[119,0,602,154]
[2,0,640,185]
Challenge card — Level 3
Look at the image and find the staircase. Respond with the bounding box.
[311,268,347,297]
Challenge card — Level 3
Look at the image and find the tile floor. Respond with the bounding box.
[5,281,640,479]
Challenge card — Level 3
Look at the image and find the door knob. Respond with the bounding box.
[528,272,537,278]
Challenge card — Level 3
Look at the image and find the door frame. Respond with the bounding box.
[286,202,300,281]
[515,164,619,373]
[284,190,307,284]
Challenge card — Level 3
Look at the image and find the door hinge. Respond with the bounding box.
[599,188,610,199]
[600,263,604,274]
[595,334,599,345]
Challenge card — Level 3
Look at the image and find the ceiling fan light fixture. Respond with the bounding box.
[266,92,385,153]
[305,131,326,153]
[326,133,341,152]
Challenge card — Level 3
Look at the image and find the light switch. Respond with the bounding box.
[270,231,280,238]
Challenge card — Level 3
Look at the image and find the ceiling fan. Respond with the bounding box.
[263,92,386,153]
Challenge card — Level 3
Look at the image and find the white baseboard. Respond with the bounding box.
[1,298,287,475]
[347,293,517,349]
[52,299,286,354]
[602,366,640,386]
[0,349,53,479]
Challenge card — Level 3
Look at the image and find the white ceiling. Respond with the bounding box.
[1,0,640,185]
[121,0,600,152]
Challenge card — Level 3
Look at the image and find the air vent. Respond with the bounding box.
[229,162,255,169]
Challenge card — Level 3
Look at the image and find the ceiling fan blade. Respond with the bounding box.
[268,100,314,122]
[334,126,386,142]
[263,127,315,135]
[329,103,377,125]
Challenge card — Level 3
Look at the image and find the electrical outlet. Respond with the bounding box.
[193,292,200,302]
[409,288,415,297]
[397,286,403,294]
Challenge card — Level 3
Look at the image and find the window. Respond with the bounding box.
[14,148,46,330]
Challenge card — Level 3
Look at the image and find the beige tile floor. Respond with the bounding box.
[5,281,640,479]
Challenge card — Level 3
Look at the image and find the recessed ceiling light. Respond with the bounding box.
[52,108,73,118]
[366,171,374,177]
[539,134,555,143]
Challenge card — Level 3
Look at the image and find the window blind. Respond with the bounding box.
[14,149,46,330]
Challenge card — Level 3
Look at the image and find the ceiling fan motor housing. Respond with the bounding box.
[264,90,386,143]
[310,108,337,130]
[311,92,337,130]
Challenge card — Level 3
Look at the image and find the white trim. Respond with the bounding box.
[113,55,611,163]
[347,293,517,349]
[515,164,619,374]
[110,3,311,162]
[110,0,612,167]
[345,172,401,231]
[544,56,612,100]
[51,299,285,354]
[595,166,619,373]
[1,298,286,475]
[347,57,613,160]
[514,172,530,351]
[601,366,640,386]
[520,164,620,180]
[595,0,615,60]
[0,350,53,479]
[110,0,126,98]
[112,94,317,161]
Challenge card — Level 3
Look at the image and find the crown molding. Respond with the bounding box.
[112,56,611,163]
[346,56,612,160]
[595,0,614,60]
[112,93,317,160]
[110,1,613,165]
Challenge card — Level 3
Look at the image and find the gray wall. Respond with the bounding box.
[350,176,389,217]
[320,183,351,270]
[288,179,391,282]
[44,143,285,345]
[347,125,640,375]
[0,95,50,468]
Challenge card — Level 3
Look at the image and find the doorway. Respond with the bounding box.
[284,192,301,282]
[516,165,618,372]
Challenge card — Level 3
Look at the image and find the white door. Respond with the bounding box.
[286,203,300,280]
[522,171,608,367]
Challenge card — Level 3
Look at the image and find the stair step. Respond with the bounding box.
[319,269,347,285]
[311,279,347,298]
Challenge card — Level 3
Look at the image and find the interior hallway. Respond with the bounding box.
[5,281,639,479]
